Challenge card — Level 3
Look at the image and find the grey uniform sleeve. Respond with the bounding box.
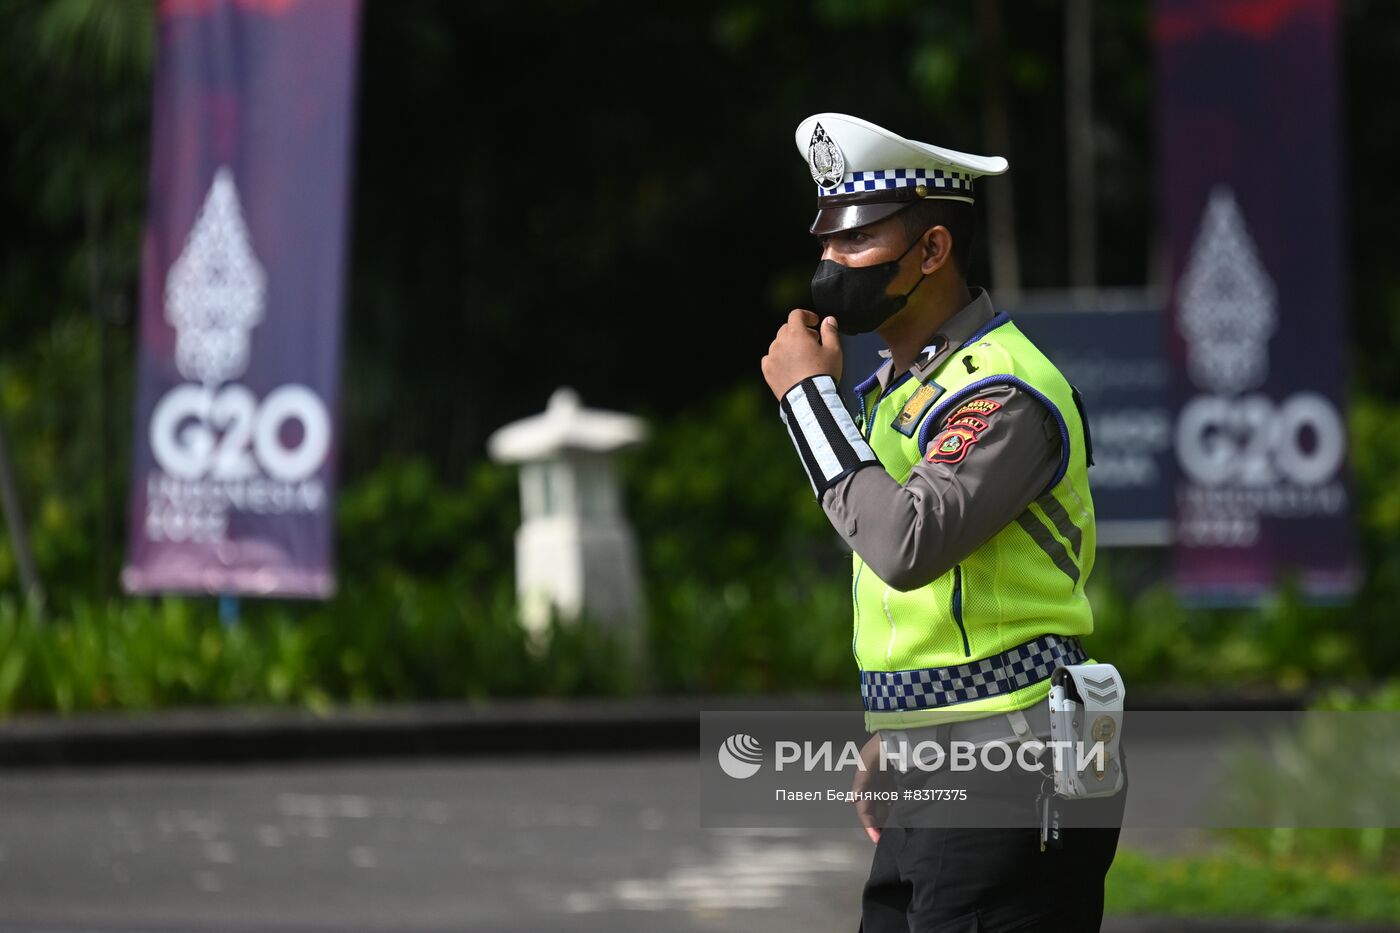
[819,384,1062,592]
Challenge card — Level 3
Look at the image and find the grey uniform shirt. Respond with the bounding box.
[819,290,1063,592]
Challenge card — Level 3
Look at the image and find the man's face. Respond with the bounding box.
[817,213,925,298]
[818,213,913,269]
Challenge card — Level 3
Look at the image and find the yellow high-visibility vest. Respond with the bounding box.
[853,313,1097,731]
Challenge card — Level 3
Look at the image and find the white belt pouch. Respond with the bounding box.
[1046,663,1125,799]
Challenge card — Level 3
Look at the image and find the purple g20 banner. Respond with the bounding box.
[122,0,361,598]
[1156,0,1358,601]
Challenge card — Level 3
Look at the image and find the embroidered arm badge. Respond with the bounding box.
[924,396,1002,465]
[926,425,980,464]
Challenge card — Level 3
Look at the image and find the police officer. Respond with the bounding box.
[761,113,1124,931]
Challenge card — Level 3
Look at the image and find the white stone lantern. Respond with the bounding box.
[486,387,647,648]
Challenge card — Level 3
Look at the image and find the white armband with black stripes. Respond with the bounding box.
[778,375,879,498]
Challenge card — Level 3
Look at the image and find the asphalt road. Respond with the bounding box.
[0,753,874,932]
[0,752,1286,933]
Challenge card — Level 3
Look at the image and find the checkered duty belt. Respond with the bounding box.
[860,633,1088,712]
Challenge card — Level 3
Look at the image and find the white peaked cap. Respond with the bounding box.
[795,112,1008,235]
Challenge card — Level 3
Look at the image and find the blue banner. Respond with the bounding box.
[122,0,361,597]
[1013,296,1172,547]
[1155,0,1359,602]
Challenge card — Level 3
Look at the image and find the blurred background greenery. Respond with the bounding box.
[1,0,1399,713]
[0,379,1398,714]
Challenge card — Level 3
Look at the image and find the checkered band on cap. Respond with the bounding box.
[817,168,975,198]
[860,633,1087,712]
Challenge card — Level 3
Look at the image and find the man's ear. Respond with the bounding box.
[919,225,954,275]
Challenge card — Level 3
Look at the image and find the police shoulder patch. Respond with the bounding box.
[948,396,1002,422]
[948,413,989,434]
[925,425,981,464]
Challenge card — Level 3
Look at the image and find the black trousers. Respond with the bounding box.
[858,744,1128,932]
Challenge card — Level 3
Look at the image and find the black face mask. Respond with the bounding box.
[810,234,930,336]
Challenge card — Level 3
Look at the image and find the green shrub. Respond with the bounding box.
[3,378,1400,712]
[1106,848,1400,923]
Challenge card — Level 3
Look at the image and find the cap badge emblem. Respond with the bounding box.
[807,122,845,191]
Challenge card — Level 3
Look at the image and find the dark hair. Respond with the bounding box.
[898,198,976,276]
